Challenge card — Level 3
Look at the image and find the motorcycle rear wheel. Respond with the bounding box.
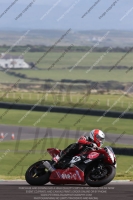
[25,160,51,186]
[85,165,116,187]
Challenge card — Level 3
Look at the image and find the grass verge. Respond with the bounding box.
[1,93,133,112]
[0,108,133,135]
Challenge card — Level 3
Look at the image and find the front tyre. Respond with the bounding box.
[25,160,51,186]
[85,165,116,187]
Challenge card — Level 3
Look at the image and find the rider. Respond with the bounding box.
[53,129,105,164]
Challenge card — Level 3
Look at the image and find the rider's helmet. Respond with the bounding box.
[89,129,105,147]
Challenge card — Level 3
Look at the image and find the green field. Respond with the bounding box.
[1,92,133,112]
[9,52,133,68]
[0,108,133,135]
[1,69,133,83]
[0,52,133,84]
[0,71,27,83]
[5,69,133,82]
[0,139,132,180]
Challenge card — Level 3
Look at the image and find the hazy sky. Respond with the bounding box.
[0,0,133,30]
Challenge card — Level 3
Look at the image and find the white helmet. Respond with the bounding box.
[89,129,105,147]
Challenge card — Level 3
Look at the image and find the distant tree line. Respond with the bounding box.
[0,45,133,53]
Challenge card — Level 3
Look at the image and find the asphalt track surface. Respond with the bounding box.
[0,124,133,145]
[0,180,132,185]
[0,181,133,200]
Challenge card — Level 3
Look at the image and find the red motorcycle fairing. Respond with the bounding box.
[49,166,85,184]
[96,148,115,165]
[47,148,61,158]
[87,152,100,160]
[81,149,114,165]
[47,147,115,166]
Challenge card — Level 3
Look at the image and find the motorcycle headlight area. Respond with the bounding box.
[105,146,115,163]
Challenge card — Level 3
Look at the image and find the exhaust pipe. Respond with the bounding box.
[43,161,55,172]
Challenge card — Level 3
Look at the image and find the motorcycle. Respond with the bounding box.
[25,146,116,187]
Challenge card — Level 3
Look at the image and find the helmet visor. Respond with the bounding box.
[96,135,105,146]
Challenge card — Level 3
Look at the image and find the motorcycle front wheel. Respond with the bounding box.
[25,160,51,186]
[85,165,116,187]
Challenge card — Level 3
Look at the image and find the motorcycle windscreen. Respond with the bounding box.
[47,148,60,157]
[87,152,100,160]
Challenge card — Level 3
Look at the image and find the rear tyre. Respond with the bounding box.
[85,165,116,187]
[25,160,51,186]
